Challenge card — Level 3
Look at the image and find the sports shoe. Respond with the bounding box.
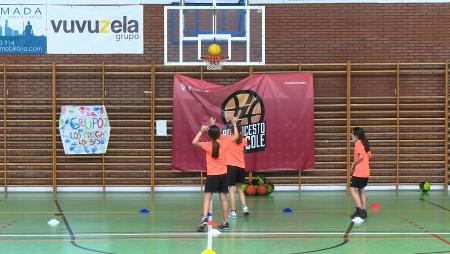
[228,210,237,218]
[360,209,368,219]
[242,205,250,216]
[196,217,208,232]
[350,208,364,219]
[218,222,230,231]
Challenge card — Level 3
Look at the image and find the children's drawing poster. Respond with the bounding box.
[59,105,111,154]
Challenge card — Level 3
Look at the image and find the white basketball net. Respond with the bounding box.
[202,56,228,71]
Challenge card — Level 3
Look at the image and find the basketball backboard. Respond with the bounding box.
[164,0,265,66]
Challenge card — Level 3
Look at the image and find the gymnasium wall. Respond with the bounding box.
[0,3,449,189]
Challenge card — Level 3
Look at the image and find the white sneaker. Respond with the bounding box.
[228,210,237,218]
[242,205,250,216]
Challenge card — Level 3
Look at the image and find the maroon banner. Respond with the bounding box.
[172,73,315,172]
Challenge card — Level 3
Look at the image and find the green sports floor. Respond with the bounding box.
[0,191,448,254]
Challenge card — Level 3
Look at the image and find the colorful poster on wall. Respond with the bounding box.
[47,5,143,54]
[0,5,47,54]
[172,73,315,172]
[58,105,111,155]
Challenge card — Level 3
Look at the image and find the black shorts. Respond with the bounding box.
[227,165,246,186]
[205,174,229,193]
[350,176,369,189]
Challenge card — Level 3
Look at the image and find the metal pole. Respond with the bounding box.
[346,61,351,191]
[151,64,156,192]
[248,65,253,183]
[102,62,106,192]
[3,63,7,192]
[52,63,57,192]
[445,61,449,192]
[200,65,204,191]
[396,61,400,191]
[298,64,302,191]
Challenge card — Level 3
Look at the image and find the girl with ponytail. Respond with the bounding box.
[226,124,250,218]
[192,116,239,232]
[349,127,372,220]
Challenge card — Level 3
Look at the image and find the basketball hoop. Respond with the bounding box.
[201,55,228,71]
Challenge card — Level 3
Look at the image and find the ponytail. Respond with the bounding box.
[353,127,370,153]
[236,135,243,144]
[212,139,220,159]
[235,125,243,144]
[362,135,370,153]
[207,125,221,159]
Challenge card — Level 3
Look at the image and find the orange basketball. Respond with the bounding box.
[245,184,257,196]
[256,184,268,196]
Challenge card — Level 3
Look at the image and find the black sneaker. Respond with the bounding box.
[360,209,368,219]
[196,217,208,232]
[350,208,364,219]
[218,222,230,231]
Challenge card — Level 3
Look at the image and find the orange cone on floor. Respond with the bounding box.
[370,202,381,209]
[208,220,218,228]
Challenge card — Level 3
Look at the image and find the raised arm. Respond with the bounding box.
[192,125,209,148]
[209,116,216,125]
[231,117,239,140]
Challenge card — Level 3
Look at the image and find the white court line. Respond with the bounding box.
[0,196,447,201]
[0,232,449,238]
